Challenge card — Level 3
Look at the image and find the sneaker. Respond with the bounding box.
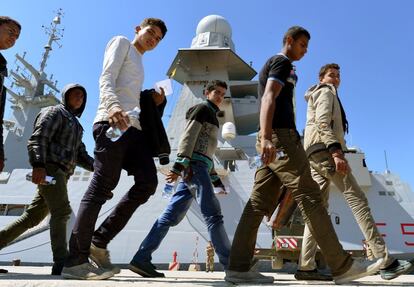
[61,262,114,280]
[89,243,121,274]
[380,259,413,280]
[51,261,64,275]
[129,261,165,278]
[334,257,383,284]
[294,269,333,281]
[249,258,260,271]
[0,269,7,273]
[224,270,274,284]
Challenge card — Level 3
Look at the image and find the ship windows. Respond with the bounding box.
[385,180,393,185]
[224,160,236,172]
[378,191,396,197]
[0,204,6,215]
[72,170,92,181]
[0,204,28,216]
[378,191,395,196]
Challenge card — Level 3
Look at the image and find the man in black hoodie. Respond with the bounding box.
[0,84,94,276]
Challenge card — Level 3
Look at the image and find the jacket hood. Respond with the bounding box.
[304,83,336,102]
[61,83,87,117]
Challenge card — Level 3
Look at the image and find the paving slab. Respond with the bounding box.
[0,266,413,287]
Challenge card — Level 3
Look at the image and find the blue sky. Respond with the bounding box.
[2,1,413,189]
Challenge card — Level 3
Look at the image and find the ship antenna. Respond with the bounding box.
[39,9,64,74]
[384,150,390,174]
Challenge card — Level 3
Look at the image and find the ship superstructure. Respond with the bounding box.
[0,14,413,266]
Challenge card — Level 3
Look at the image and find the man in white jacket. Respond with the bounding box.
[62,18,167,280]
[295,63,413,281]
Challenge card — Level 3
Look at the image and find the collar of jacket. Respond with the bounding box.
[206,99,220,113]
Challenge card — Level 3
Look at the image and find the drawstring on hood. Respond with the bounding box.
[61,83,87,117]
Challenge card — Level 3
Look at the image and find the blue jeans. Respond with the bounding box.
[131,161,231,267]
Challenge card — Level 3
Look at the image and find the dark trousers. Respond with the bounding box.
[0,164,70,264]
[66,122,158,266]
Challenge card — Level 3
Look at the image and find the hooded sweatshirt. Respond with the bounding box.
[27,83,94,175]
[303,83,346,156]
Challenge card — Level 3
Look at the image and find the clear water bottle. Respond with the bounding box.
[214,186,228,195]
[248,155,263,169]
[248,150,287,169]
[162,182,176,199]
[26,172,56,185]
[186,181,198,193]
[106,107,141,142]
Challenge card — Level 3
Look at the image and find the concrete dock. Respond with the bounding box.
[0,266,413,287]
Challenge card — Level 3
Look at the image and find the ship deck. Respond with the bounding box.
[0,266,413,286]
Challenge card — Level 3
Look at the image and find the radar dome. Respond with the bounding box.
[191,15,235,50]
[196,15,232,38]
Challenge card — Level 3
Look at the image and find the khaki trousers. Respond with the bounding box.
[0,164,71,263]
[298,149,392,270]
[228,129,352,277]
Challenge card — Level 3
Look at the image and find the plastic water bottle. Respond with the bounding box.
[26,172,56,185]
[248,150,287,169]
[162,182,176,199]
[248,155,263,169]
[186,181,198,193]
[214,186,228,195]
[106,107,141,142]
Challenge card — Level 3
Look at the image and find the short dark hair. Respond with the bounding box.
[283,26,310,44]
[319,63,340,79]
[0,16,21,31]
[140,18,167,38]
[206,80,228,93]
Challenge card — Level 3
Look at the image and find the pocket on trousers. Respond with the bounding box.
[93,123,113,152]
[310,150,336,177]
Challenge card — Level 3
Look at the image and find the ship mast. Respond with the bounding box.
[39,10,63,74]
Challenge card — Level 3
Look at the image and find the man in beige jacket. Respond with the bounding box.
[295,63,412,281]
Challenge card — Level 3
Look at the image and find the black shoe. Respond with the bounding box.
[51,261,64,275]
[294,269,333,281]
[0,269,7,274]
[129,261,165,278]
[380,259,413,280]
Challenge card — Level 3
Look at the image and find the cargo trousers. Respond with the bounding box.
[298,149,392,270]
[0,163,71,264]
[227,129,353,277]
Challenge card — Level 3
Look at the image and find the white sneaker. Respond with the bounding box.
[334,257,384,284]
[225,270,274,284]
[89,243,121,274]
[61,262,114,280]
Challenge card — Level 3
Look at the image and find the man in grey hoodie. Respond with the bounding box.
[0,83,94,276]
[296,63,412,281]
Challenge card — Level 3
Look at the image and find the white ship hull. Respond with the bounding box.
[1,153,414,265]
